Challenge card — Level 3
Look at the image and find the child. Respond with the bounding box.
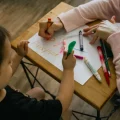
[0,26,76,120]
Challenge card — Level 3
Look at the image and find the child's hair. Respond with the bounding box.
[0,26,11,65]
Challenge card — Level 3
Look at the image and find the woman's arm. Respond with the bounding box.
[107,31,120,92]
[59,0,120,32]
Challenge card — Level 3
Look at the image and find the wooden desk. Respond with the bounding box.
[11,2,117,110]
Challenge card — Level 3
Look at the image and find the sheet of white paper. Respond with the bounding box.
[28,26,101,85]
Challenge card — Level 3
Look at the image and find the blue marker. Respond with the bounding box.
[79,30,83,51]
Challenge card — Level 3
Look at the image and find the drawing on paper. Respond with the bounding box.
[28,26,101,85]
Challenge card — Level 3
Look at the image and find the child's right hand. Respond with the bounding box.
[17,40,29,57]
[39,17,64,40]
[62,51,76,71]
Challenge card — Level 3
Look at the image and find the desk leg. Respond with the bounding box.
[20,60,56,100]
[72,110,101,120]
[96,110,101,120]
[21,61,34,88]
[72,106,118,120]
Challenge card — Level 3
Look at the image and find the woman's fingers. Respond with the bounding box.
[83,28,97,36]
[90,33,98,44]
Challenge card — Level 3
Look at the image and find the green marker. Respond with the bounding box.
[67,41,76,56]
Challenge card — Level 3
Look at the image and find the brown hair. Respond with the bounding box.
[0,26,11,65]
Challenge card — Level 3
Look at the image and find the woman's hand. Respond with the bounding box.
[39,17,63,40]
[83,16,117,44]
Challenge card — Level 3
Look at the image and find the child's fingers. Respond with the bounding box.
[19,41,25,49]
[67,51,74,59]
[72,51,74,55]
[63,51,67,59]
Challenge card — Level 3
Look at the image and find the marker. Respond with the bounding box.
[47,18,52,29]
[46,18,53,34]
[79,30,83,51]
[67,41,76,56]
[84,57,101,83]
[97,46,110,85]
[100,39,111,76]
[74,55,84,60]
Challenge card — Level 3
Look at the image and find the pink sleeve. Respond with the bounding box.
[107,32,120,92]
[59,0,120,32]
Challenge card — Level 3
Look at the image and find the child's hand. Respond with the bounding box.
[62,51,76,71]
[17,40,29,57]
[39,17,63,40]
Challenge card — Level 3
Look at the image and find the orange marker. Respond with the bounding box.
[47,18,53,30]
[45,18,53,40]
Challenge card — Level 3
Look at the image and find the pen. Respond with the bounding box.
[74,55,84,60]
[79,30,84,51]
[100,39,111,76]
[84,57,101,82]
[97,46,110,85]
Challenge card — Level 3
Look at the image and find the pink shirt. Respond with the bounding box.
[59,0,120,91]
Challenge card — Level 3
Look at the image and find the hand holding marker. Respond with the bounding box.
[46,18,53,35]
[64,34,101,83]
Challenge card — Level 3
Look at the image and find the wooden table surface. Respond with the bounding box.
[11,2,117,110]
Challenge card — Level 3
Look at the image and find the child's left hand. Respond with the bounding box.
[17,40,29,57]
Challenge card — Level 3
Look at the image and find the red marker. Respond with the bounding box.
[74,55,84,60]
[97,46,110,85]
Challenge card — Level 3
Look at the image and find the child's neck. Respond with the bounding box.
[0,89,6,102]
